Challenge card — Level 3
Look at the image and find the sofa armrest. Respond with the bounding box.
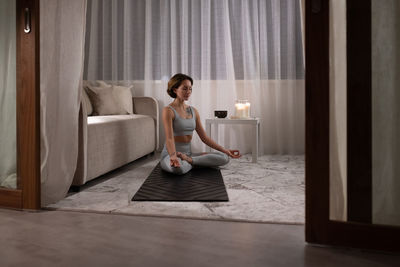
[72,102,88,185]
[133,97,159,151]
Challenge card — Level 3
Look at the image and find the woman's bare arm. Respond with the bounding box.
[194,108,240,158]
[193,108,223,151]
[162,107,180,166]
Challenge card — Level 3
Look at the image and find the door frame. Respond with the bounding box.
[305,0,400,252]
[0,0,40,210]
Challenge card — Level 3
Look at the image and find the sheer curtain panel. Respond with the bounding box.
[85,0,305,154]
[0,0,17,189]
[40,0,87,205]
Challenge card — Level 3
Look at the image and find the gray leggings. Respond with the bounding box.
[160,142,229,175]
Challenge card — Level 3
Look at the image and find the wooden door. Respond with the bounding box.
[306,0,400,252]
[0,0,40,210]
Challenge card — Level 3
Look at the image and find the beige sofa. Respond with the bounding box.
[72,82,159,186]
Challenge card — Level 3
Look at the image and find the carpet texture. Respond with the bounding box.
[46,154,305,224]
[132,163,228,201]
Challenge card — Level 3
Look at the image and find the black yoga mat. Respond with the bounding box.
[132,163,229,202]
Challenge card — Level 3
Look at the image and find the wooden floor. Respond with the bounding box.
[0,209,399,267]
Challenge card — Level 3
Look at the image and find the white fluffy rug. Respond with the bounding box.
[46,154,305,224]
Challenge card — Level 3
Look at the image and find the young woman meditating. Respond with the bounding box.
[160,73,241,175]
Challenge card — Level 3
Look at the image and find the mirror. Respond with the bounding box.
[0,0,17,189]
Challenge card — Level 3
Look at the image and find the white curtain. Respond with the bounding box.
[372,0,400,226]
[85,0,305,154]
[40,0,87,205]
[0,0,17,189]
[329,0,347,222]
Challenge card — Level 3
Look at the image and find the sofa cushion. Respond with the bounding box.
[86,85,127,116]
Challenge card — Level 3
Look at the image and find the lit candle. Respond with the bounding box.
[234,100,250,118]
[244,102,250,118]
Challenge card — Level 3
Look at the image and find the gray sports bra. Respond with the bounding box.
[168,105,196,136]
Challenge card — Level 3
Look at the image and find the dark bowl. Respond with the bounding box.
[214,110,227,118]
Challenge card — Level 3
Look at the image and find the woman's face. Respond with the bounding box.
[174,79,192,101]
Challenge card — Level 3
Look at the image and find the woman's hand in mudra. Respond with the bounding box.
[170,153,180,167]
[225,149,241,158]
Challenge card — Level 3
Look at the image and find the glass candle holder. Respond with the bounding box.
[234,100,250,118]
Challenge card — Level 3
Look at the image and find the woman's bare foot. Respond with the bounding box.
[177,152,193,164]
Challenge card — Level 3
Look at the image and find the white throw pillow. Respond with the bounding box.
[112,85,134,114]
[96,81,134,114]
[85,85,127,115]
[82,88,93,115]
[96,80,109,87]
